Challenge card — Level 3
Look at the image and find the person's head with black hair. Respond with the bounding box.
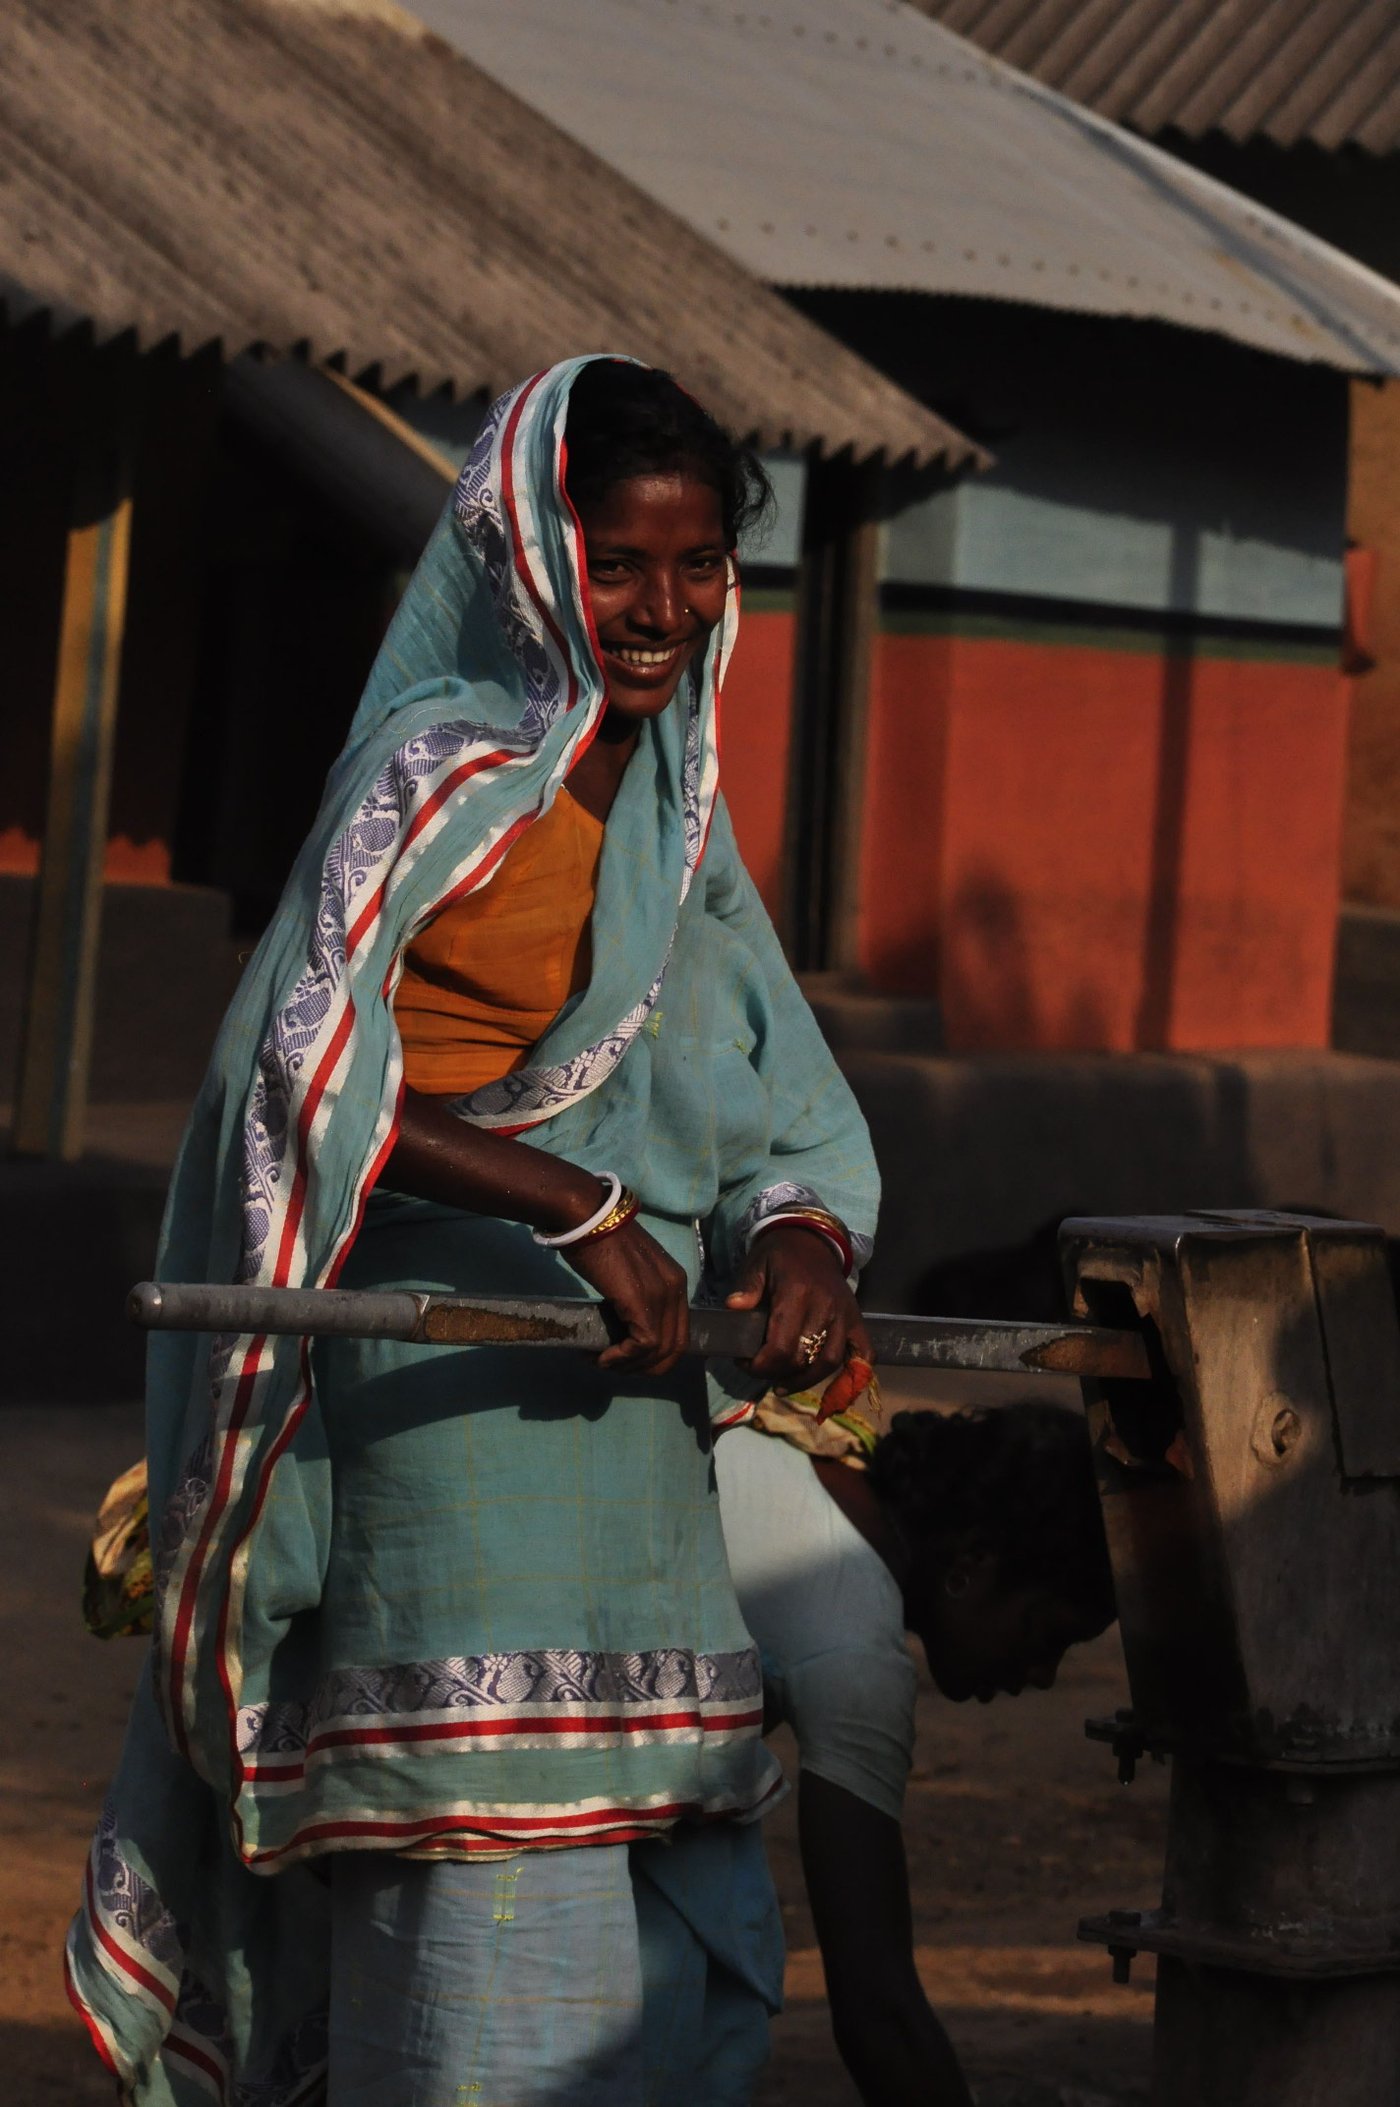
[562,360,773,733]
[565,360,773,552]
[866,1401,1115,1704]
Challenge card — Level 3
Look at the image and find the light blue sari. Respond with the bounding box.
[66,357,878,2102]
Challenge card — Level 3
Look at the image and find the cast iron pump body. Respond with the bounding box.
[1065,1211,1400,2107]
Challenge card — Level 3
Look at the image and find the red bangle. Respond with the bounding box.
[751,1209,854,1277]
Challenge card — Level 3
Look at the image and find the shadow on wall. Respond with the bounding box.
[937,631,1199,1057]
[917,1209,1400,1329]
[940,870,1113,1054]
[882,515,1213,1056]
[1134,637,1195,1053]
[918,1214,1083,1324]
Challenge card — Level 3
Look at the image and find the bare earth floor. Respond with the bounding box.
[1,1403,1166,2106]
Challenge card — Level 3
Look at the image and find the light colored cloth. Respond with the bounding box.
[631,1823,782,2106]
[327,1827,779,2107]
[66,357,879,2106]
[749,1378,883,1467]
[82,1460,155,1639]
[328,1843,644,2105]
[394,784,604,1097]
[716,1428,917,1824]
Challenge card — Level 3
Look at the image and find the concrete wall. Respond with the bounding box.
[1334,904,1400,1057]
[839,1044,1400,1316]
[0,875,243,1106]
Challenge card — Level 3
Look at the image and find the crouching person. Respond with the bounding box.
[718,1399,1116,2106]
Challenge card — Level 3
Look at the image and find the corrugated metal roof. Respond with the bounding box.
[914,0,1400,154]
[0,0,977,470]
[412,0,1400,376]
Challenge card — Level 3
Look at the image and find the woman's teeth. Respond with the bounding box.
[610,645,677,667]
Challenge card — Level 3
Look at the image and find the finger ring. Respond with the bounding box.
[798,1327,829,1367]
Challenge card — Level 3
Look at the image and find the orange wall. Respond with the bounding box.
[859,630,1349,1052]
[0,829,172,882]
[715,606,797,920]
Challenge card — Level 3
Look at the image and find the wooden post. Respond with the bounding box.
[12,411,134,1160]
[825,482,881,977]
[785,453,882,972]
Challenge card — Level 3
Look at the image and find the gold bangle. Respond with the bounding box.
[575,1186,640,1245]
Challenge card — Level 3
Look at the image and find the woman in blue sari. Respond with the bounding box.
[66,356,880,2104]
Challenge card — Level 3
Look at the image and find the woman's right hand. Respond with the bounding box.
[566,1219,691,1377]
[384,1092,689,1375]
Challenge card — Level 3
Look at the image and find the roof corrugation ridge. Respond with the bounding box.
[1056,0,1219,120]
[0,0,977,467]
[911,0,1400,152]
[1302,4,1400,150]
[1259,0,1400,145]
[1170,0,1356,143]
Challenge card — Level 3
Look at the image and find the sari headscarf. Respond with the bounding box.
[149,356,733,1800]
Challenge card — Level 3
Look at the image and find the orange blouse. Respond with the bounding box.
[394,787,605,1096]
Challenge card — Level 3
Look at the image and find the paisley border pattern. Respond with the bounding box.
[236,1645,763,1789]
[68,1803,329,2105]
[739,1180,875,1270]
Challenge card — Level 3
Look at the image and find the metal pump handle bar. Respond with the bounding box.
[129,1282,1151,1383]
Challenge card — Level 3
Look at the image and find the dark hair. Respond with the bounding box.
[867,1403,1115,1630]
[563,361,774,551]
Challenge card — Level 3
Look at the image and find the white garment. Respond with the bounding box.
[715,1428,917,1822]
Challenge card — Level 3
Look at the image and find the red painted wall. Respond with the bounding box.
[0,831,173,881]
[715,606,797,920]
[859,630,1349,1052]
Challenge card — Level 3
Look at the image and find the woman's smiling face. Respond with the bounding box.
[573,472,730,723]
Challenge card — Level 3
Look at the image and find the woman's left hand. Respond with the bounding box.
[725,1227,870,1393]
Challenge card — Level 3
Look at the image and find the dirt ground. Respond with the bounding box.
[1,1396,1166,2105]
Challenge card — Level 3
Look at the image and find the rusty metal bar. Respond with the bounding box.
[127,1281,1151,1380]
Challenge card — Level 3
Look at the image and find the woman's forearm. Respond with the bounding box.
[385,1089,693,1374]
[383,1087,606,1235]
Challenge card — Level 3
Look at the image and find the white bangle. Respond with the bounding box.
[532,1172,624,1249]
